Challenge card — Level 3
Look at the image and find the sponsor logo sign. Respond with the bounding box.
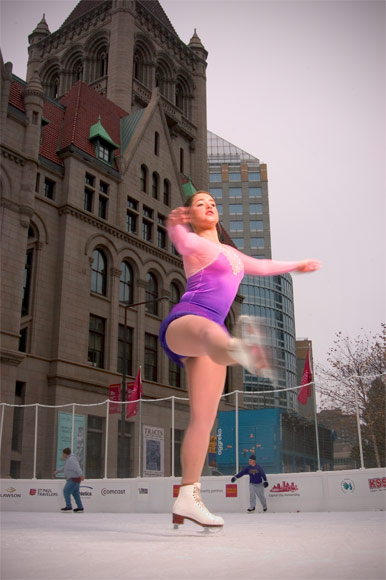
[101,488,126,496]
[269,481,300,497]
[80,485,93,499]
[226,484,238,498]
[340,479,355,493]
[0,487,21,498]
[138,488,149,495]
[29,488,58,497]
[217,428,223,456]
[201,487,223,496]
[270,481,299,493]
[368,477,386,492]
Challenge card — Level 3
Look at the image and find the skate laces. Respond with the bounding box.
[193,485,219,519]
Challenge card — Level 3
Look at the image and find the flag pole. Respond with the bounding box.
[312,383,321,471]
[309,348,321,471]
[354,378,365,469]
[138,366,142,478]
[104,401,109,479]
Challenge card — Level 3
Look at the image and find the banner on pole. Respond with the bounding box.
[108,384,121,414]
[298,349,313,405]
[109,369,142,418]
[126,369,143,418]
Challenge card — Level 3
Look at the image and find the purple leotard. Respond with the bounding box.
[159,250,244,366]
[159,223,302,367]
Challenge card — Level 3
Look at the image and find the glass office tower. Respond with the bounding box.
[207,131,298,411]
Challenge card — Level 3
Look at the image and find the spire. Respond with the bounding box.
[28,14,50,44]
[188,29,208,60]
[89,115,119,149]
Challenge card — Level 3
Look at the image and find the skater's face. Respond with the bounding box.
[188,192,219,230]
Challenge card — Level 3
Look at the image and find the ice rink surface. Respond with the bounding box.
[1,511,385,580]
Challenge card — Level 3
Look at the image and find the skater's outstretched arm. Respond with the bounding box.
[237,252,321,276]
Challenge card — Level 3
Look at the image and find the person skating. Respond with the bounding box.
[231,454,269,512]
[53,447,84,512]
[159,191,321,529]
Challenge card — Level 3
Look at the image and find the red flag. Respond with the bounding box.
[126,368,142,418]
[109,384,121,414]
[297,349,313,405]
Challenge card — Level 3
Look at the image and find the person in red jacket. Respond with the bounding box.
[231,454,269,512]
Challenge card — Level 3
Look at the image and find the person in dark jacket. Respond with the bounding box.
[53,447,84,512]
[231,454,268,512]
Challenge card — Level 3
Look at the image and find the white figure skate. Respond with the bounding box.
[228,315,275,381]
[172,482,224,530]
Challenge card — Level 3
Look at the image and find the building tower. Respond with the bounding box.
[0,1,243,479]
[207,131,298,411]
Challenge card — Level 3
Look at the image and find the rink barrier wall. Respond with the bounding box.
[0,468,385,513]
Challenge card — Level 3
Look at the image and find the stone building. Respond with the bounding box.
[0,0,242,479]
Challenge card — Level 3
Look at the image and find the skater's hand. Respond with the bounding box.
[264,481,269,488]
[296,259,322,273]
[231,476,237,483]
[167,207,191,228]
[80,475,85,481]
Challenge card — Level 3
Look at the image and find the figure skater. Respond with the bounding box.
[159,191,321,529]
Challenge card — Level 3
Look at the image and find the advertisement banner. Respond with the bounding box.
[108,384,121,414]
[56,412,86,475]
[143,426,164,477]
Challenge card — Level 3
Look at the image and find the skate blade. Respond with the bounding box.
[173,522,224,535]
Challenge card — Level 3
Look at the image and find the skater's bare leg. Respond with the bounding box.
[181,356,226,484]
[165,316,235,366]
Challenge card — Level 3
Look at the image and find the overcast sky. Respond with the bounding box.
[1,0,385,370]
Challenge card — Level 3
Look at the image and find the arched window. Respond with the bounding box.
[91,249,107,295]
[140,164,148,193]
[72,59,83,84]
[119,261,134,304]
[134,51,145,84]
[97,49,108,78]
[145,272,158,315]
[175,75,192,118]
[163,179,170,206]
[154,132,159,156]
[175,82,184,110]
[42,64,60,99]
[48,75,60,99]
[152,172,159,199]
[155,67,165,96]
[133,40,153,88]
[170,282,181,307]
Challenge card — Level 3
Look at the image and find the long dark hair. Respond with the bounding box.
[183,191,224,241]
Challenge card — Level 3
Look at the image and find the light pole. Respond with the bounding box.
[118,295,168,478]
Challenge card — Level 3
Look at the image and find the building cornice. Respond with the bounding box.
[33,1,112,60]
[1,144,27,167]
[57,204,183,270]
[0,348,26,367]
